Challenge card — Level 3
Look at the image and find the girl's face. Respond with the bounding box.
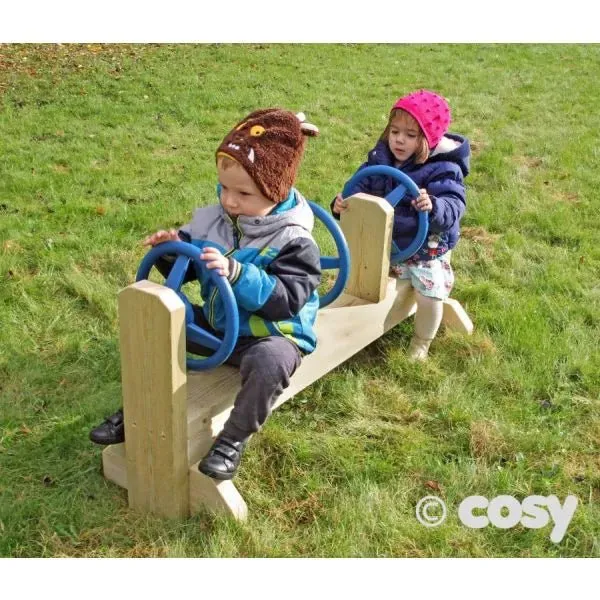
[387,112,422,163]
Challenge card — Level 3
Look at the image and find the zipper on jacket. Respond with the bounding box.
[232,218,242,249]
[208,218,241,327]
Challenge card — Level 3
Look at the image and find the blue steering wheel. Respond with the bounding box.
[136,241,239,371]
[307,200,350,308]
[342,165,428,263]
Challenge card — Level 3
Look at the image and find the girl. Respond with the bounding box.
[332,89,470,360]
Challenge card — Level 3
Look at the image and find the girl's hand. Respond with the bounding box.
[142,229,179,246]
[200,246,229,277]
[332,193,349,214]
[411,189,433,212]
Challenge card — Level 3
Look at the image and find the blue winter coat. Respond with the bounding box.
[334,134,470,261]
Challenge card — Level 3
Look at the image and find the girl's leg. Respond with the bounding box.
[408,292,444,361]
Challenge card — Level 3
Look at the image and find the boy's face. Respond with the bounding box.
[217,160,275,218]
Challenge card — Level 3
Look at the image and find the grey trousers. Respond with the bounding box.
[189,307,302,442]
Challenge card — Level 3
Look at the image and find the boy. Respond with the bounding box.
[90,108,321,480]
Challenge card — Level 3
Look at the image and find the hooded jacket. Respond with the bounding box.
[158,189,321,354]
[333,133,470,261]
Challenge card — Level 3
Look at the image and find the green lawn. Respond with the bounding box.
[0,43,599,557]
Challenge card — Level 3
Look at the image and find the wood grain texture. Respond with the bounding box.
[340,193,394,303]
[119,281,189,518]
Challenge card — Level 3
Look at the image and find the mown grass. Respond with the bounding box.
[1,43,599,557]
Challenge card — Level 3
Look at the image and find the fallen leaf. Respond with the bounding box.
[407,410,423,422]
[3,240,20,251]
[424,480,442,491]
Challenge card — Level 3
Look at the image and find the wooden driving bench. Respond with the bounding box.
[101,194,473,520]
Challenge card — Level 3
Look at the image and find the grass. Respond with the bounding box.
[0,43,599,557]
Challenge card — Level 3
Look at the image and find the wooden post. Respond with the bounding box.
[340,193,394,303]
[118,280,189,518]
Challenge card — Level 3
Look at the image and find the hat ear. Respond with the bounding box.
[300,122,319,137]
[296,111,319,137]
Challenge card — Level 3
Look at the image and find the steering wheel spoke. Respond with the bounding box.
[165,255,191,291]
[186,322,223,351]
[385,184,409,207]
[320,256,340,270]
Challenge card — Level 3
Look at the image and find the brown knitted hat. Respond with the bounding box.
[216,108,319,203]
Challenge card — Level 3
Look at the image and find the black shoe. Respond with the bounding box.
[89,409,125,445]
[198,435,247,480]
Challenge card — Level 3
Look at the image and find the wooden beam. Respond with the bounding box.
[102,443,127,490]
[442,298,474,335]
[188,467,248,520]
[118,280,189,518]
[186,279,417,439]
[340,193,394,303]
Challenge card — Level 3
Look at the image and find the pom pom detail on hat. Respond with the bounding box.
[393,90,451,149]
[216,108,319,203]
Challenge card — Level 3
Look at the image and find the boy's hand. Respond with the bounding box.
[142,229,180,246]
[332,193,349,214]
[411,189,433,212]
[200,247,229,277]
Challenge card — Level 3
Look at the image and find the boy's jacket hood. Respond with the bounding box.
[180,188,315,251]
[222,188,315,239]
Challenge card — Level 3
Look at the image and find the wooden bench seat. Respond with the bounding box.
[101,194,473,520]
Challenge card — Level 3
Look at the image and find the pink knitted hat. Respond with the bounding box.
[392,90,451,149]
